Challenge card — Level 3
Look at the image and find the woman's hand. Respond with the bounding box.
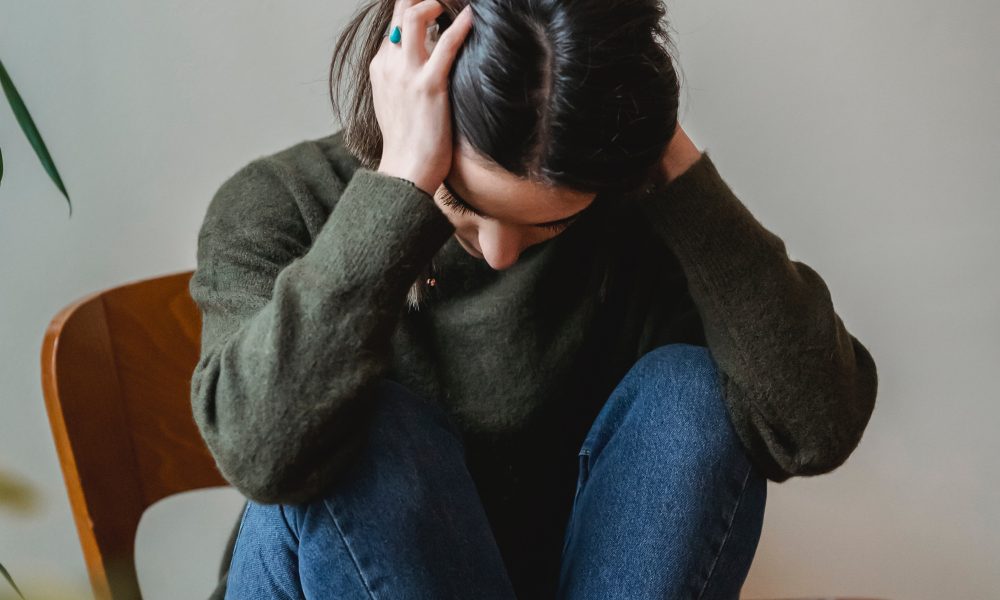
[660,123,703,185]
[372,0,474,196]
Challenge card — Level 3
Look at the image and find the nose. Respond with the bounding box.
[477,226,522,271]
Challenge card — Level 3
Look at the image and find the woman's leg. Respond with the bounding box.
[557,343,767,600]
[224,378,518,600]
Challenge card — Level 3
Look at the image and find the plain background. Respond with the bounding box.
[1,0,997,598]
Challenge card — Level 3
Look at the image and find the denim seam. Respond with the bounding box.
[322,498,378,599]
[693,462,753,600]
[279,504,302,545]
[235,502,250,546]
[561,448,592,557]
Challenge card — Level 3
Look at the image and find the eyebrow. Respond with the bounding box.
[442,178,589,228]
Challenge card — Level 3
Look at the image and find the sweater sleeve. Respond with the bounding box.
[189,158,455,504]
[633,150,879,482]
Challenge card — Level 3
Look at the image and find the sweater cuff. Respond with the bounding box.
[308,167,455,285]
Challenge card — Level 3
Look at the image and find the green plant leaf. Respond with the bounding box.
[0,561,26,600]
[0,58,71,216]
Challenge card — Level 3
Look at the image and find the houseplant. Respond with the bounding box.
[1,57,73,599]
[0,58,71,211]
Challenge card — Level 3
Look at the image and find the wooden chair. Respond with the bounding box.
[40,270,227,600]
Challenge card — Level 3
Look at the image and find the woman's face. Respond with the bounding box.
[432,140,597,271]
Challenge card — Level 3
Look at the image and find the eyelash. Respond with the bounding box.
[439,188,572,233]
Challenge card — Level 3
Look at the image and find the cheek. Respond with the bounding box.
[443,215,482,245]
[451,215,479,233]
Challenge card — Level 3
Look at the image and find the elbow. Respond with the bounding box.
[785,416,872,477]
[752,409,874,482]
[776,349,879,479]
[188,342,382,505]
[809,335,880,474]
[191,375,367,505]
[210,443,292,505]
[194,411,334,505]
[201,428,341,505]
[189,369,300,504]
[189,356,298,503]
[213,435,369,505]
[730,334,880,482]
[214,453,316,505]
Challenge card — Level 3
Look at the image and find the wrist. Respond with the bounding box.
[376,162,439,197]
[660,126,703,184]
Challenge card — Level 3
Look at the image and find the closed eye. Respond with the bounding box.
[439,185,578,233]
[439,188,477,217]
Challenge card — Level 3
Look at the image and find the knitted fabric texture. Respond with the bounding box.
[190,129,878,598]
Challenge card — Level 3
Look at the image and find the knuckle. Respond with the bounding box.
[437,35,458,54]
[416,73,443,93]
[438,26,464,49]
[403,4,425,26]
[413,76,431,93]
[402,6,416,24]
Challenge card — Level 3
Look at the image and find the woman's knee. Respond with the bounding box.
[226,378,488,597]
[232,377,466,557]
[232,499,305,552]
[225,500,306,599]
[369,378,466,453]
[586,343,747,471]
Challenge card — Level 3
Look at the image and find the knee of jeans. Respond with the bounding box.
[617,343,745,468]
[373,378,465,450]
[237,500,303,547]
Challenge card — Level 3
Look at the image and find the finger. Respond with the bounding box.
[425,4,473,76]
[389,0,420,29]
[377,0,420,58]
[402,0,445,61]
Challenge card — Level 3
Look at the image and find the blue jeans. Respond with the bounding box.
[224,344,767,599]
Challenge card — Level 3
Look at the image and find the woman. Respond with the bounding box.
[189,0,879,598]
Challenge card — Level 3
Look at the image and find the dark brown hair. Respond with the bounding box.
[327,0,684,308]
[328,0,683,195]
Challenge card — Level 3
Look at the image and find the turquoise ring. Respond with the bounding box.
[389,25,402,44]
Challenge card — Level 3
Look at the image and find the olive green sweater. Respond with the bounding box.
[190,128,878,598]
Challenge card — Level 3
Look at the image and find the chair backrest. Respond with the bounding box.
[40,270,228,600]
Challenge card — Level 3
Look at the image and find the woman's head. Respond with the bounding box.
[435,136,597,270]
[330,0,682,268]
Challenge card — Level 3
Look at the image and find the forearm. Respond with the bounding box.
[190,163,455,503]
[633,152,878,480]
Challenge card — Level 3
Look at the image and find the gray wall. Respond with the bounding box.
[1,1,997,598]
